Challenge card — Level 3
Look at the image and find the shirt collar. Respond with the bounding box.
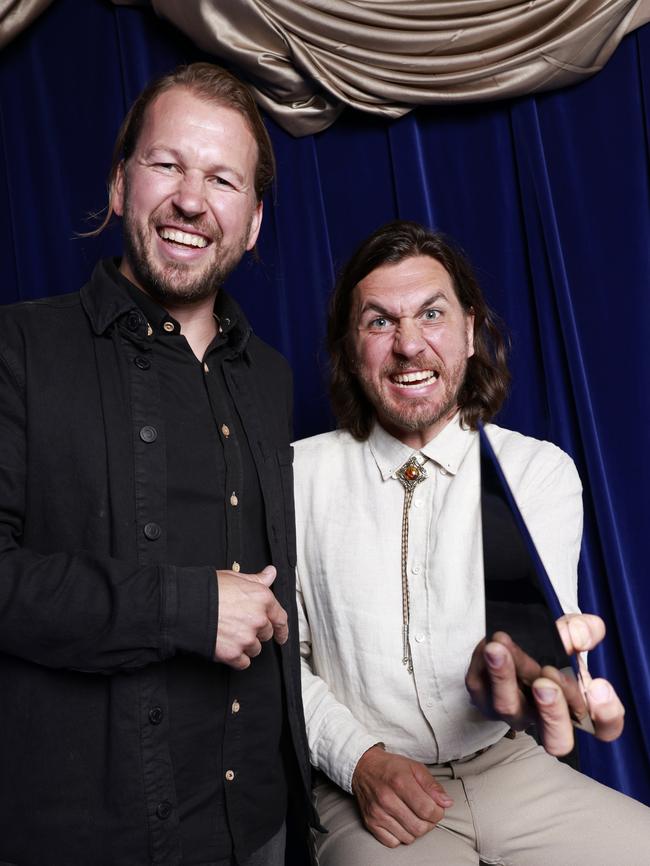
[367,413,475,481]
[80,258,251,353]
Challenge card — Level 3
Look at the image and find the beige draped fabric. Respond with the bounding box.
[139,0,650,134]
[3,1,650,135]
[0,0,54,50]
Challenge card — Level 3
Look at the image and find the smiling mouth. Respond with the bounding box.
[391,370,439,386]
[158,227,209,249]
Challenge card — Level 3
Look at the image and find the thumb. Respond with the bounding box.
[251,565,276,586]
[413,764,454,807]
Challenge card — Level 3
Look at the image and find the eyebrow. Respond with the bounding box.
[359,292,449,318]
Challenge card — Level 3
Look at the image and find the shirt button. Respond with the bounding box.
[126,311,142,332]
[413,499,422,508]
[156,800,173,820]
[231,561,240,573]
[221,424,230,438]
[139,425,157,443]
[134,356,150,370]
[222,317,231,328]
[412,563,422,574]
[203,362,209,373]
[231,699,240,714]
[439,467,448,476]
[230,492,239,507]
[163,321,175,333]
[148,706,164,725]
[225,769,235,782]
[144,522,162,541]
[415,633,426,643]
[146,323,153,337]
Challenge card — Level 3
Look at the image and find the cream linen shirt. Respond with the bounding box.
[294,417,582,794]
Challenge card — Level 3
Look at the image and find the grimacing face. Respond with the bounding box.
[112,86,263,305]
[351,255,475,449]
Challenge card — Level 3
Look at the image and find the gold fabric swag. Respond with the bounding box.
[4,0,650,135]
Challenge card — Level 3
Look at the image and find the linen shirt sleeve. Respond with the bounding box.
[297,565,382,793]
[0,343,219,674]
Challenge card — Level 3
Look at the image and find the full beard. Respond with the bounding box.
[121,205,250,306]
[361,356,468,436]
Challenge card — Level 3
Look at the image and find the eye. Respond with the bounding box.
[154,162,179,173]
[366,316,394,331]
[210,175,234,189]
[422,308,441,323]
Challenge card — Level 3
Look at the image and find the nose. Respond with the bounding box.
[171,170,207,218]
[393,317,427,358]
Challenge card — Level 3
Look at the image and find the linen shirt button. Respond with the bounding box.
[230,492,239,507]
[225,769,235,781]
[148,706,164,725]
[163,321,174,333]
[144,522,161,540]
[139,425,157,443]
[415,633,426,643]
[221,424,230,438]
[231,699,240,714]
[156,801,173,820]
[231,561,240,572]
[413,498,422,508]
[412,563,422,574]
[134,356,150,370]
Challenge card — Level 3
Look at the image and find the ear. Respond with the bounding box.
[245,200,263,251]
[466,309,475,358]
[112,161,126,218]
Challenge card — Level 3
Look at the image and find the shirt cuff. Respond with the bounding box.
[160,565,218,661]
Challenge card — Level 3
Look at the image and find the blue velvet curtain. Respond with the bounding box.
[1,0,649,806]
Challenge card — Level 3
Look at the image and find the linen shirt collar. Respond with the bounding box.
[367,413,475,481]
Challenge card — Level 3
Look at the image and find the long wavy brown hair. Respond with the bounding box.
[328,221,510,440]
[86,62,275,235]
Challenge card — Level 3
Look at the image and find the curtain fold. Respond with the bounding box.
[0,0,53,50]
[141,0,650,134]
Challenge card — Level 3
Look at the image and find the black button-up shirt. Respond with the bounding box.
[123,268,287,861]
[0,260,316,865]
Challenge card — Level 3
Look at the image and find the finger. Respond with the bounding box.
[256,621,274,642]
[490,632,541,686]
[367,823,402,849]
[541,665,590,726]
[466,638,492,714]
[243,638,263,659]
[531,676,574,756]
[556,613,605,654]
[269,601,289,645]
[483,640,531,727]
[586,678,625,742]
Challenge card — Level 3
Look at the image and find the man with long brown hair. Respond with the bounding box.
[0,63,316,865]
[294,220,650,865]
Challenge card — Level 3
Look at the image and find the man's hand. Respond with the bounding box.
[351,745,453,848]
[465,613,625,755]
[215,565,288,669]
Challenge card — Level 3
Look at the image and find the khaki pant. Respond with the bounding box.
[312,733,650,866]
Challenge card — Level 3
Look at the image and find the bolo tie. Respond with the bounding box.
[394,454,429,674]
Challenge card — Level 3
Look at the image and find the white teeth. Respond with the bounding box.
[393,370,438,385]
[159,228,208,248]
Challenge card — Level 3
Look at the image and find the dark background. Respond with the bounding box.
[1,0,649,806]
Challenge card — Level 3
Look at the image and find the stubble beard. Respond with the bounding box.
[121,201,250,306]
